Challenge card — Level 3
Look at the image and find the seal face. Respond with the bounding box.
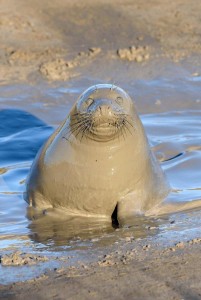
[64,84,134,142]
[25,84,170,224]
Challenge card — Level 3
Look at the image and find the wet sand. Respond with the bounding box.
[0,0,201,299]
[1,218,201,299]
[1,0,201,84]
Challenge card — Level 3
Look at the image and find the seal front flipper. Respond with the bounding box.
[117,167,170,226]
[26,190,53,210]
[117,191,144,225]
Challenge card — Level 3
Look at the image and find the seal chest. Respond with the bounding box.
[25,84,170,222]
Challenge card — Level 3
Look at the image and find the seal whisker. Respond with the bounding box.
[71,117,91,127]
[62,115,90,133]
[74,125,86,140]
[114,113,133,124]
[71,113,92,120]
[71,118,90,127]
[118,123,125,141]
[88,120,94,135]
[72,112,91,117]
[63,119,91,141]
[123,120,133,136]
[84,124,91,141]
[62,136,69,141]
[114,112,127,117]
[80,123,91,141]
[63,126,74,140]
[63,130,73,141]
[122,124,128,139]
[124,123,132,136]
[116,123,121,141]
[72,121,90,135]
[124,118,134,129]
[114,122,120,140]
[69,121,86,133]
[74,122,92,141]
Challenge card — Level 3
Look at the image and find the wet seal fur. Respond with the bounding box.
[25,84,170,224]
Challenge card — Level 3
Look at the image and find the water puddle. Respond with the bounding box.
[0,76,201,283]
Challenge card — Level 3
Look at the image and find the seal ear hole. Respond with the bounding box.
[111,204,119,228]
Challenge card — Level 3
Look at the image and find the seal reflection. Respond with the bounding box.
[27,207,114,246]
[27,207,160,246]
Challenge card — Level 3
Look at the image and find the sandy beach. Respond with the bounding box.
[0,0,201,299]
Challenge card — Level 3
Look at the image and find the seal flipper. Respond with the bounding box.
[26,190,53,210]
[117,192,145,226]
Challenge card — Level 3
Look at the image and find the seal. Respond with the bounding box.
[25,84,170,223]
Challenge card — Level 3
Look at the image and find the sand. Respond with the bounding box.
[1,0,201,84]
[1,234,201,299]
[0,0,201,299]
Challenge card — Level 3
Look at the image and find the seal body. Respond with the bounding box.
[25,84,170,222]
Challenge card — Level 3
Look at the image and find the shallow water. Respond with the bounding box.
[0,76,201,283]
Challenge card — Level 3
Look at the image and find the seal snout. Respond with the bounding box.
[94,104,114,120]
[98,104,113,115]
[92,101,120,130]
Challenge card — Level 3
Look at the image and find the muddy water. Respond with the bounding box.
[0,76,201,283]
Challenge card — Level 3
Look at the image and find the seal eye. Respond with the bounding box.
[116,96,123,105]
[85,98,94,107]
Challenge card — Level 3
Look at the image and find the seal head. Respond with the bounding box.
[64,84,135,142]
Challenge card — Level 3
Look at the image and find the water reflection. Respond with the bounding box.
[26,207,162,247]
[27,208,114,246]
